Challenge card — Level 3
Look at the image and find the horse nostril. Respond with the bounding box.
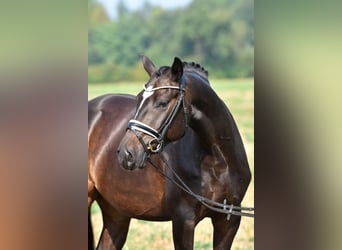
[125,149,133,162]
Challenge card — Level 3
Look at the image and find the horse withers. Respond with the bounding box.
[89,56,252,249]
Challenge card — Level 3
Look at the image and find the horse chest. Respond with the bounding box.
[95,165,168,219]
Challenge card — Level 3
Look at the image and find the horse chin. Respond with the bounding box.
[136,152,148,169]
[137,163,146,169]
[120,159,137,171]
[124,161,147,171]
[120,152,147,171]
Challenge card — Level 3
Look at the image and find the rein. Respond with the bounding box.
[148,153,254,220]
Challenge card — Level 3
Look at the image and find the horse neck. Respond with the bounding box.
[187,78,249,173]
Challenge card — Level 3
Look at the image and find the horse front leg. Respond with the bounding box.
[172,217,196,250]
[96,209,131,250]
[211,213,241,250]
[95,196,131,250]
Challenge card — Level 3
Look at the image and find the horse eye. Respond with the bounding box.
[156,100,169,108]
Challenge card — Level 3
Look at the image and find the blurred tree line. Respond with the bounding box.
[88,0,253,83]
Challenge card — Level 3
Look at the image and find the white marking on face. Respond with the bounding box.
[134,86,154,119]
[133,84,180,119]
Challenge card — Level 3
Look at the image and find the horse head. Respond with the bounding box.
[117,56,191,170]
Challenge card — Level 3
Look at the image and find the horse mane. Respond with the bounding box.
[182,61,209,80]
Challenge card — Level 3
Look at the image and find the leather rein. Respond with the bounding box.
[127,75,254,220]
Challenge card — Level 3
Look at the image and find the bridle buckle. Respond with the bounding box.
[147,138,163,153]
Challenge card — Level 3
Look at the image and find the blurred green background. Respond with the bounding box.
[88,0,254,82]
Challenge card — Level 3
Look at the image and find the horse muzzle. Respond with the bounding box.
[117,136,147,170]
[117,146,136,170]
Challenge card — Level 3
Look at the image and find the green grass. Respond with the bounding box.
[89,78,254,249]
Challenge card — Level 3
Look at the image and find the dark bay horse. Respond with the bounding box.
[88,56,252,249]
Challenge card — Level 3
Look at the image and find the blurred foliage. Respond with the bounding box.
[88,0,254,82]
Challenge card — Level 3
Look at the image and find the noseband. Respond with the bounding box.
[127,75,187,154]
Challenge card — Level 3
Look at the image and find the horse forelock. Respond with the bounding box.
[146,66,169,87]
[155,66,170,77]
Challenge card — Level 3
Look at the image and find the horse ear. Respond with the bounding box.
[141,55,156,76]
[171,57,183,82]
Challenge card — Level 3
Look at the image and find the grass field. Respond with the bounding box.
[88,78,254,249]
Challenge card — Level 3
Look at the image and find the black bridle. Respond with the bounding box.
[127,75,187,154]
